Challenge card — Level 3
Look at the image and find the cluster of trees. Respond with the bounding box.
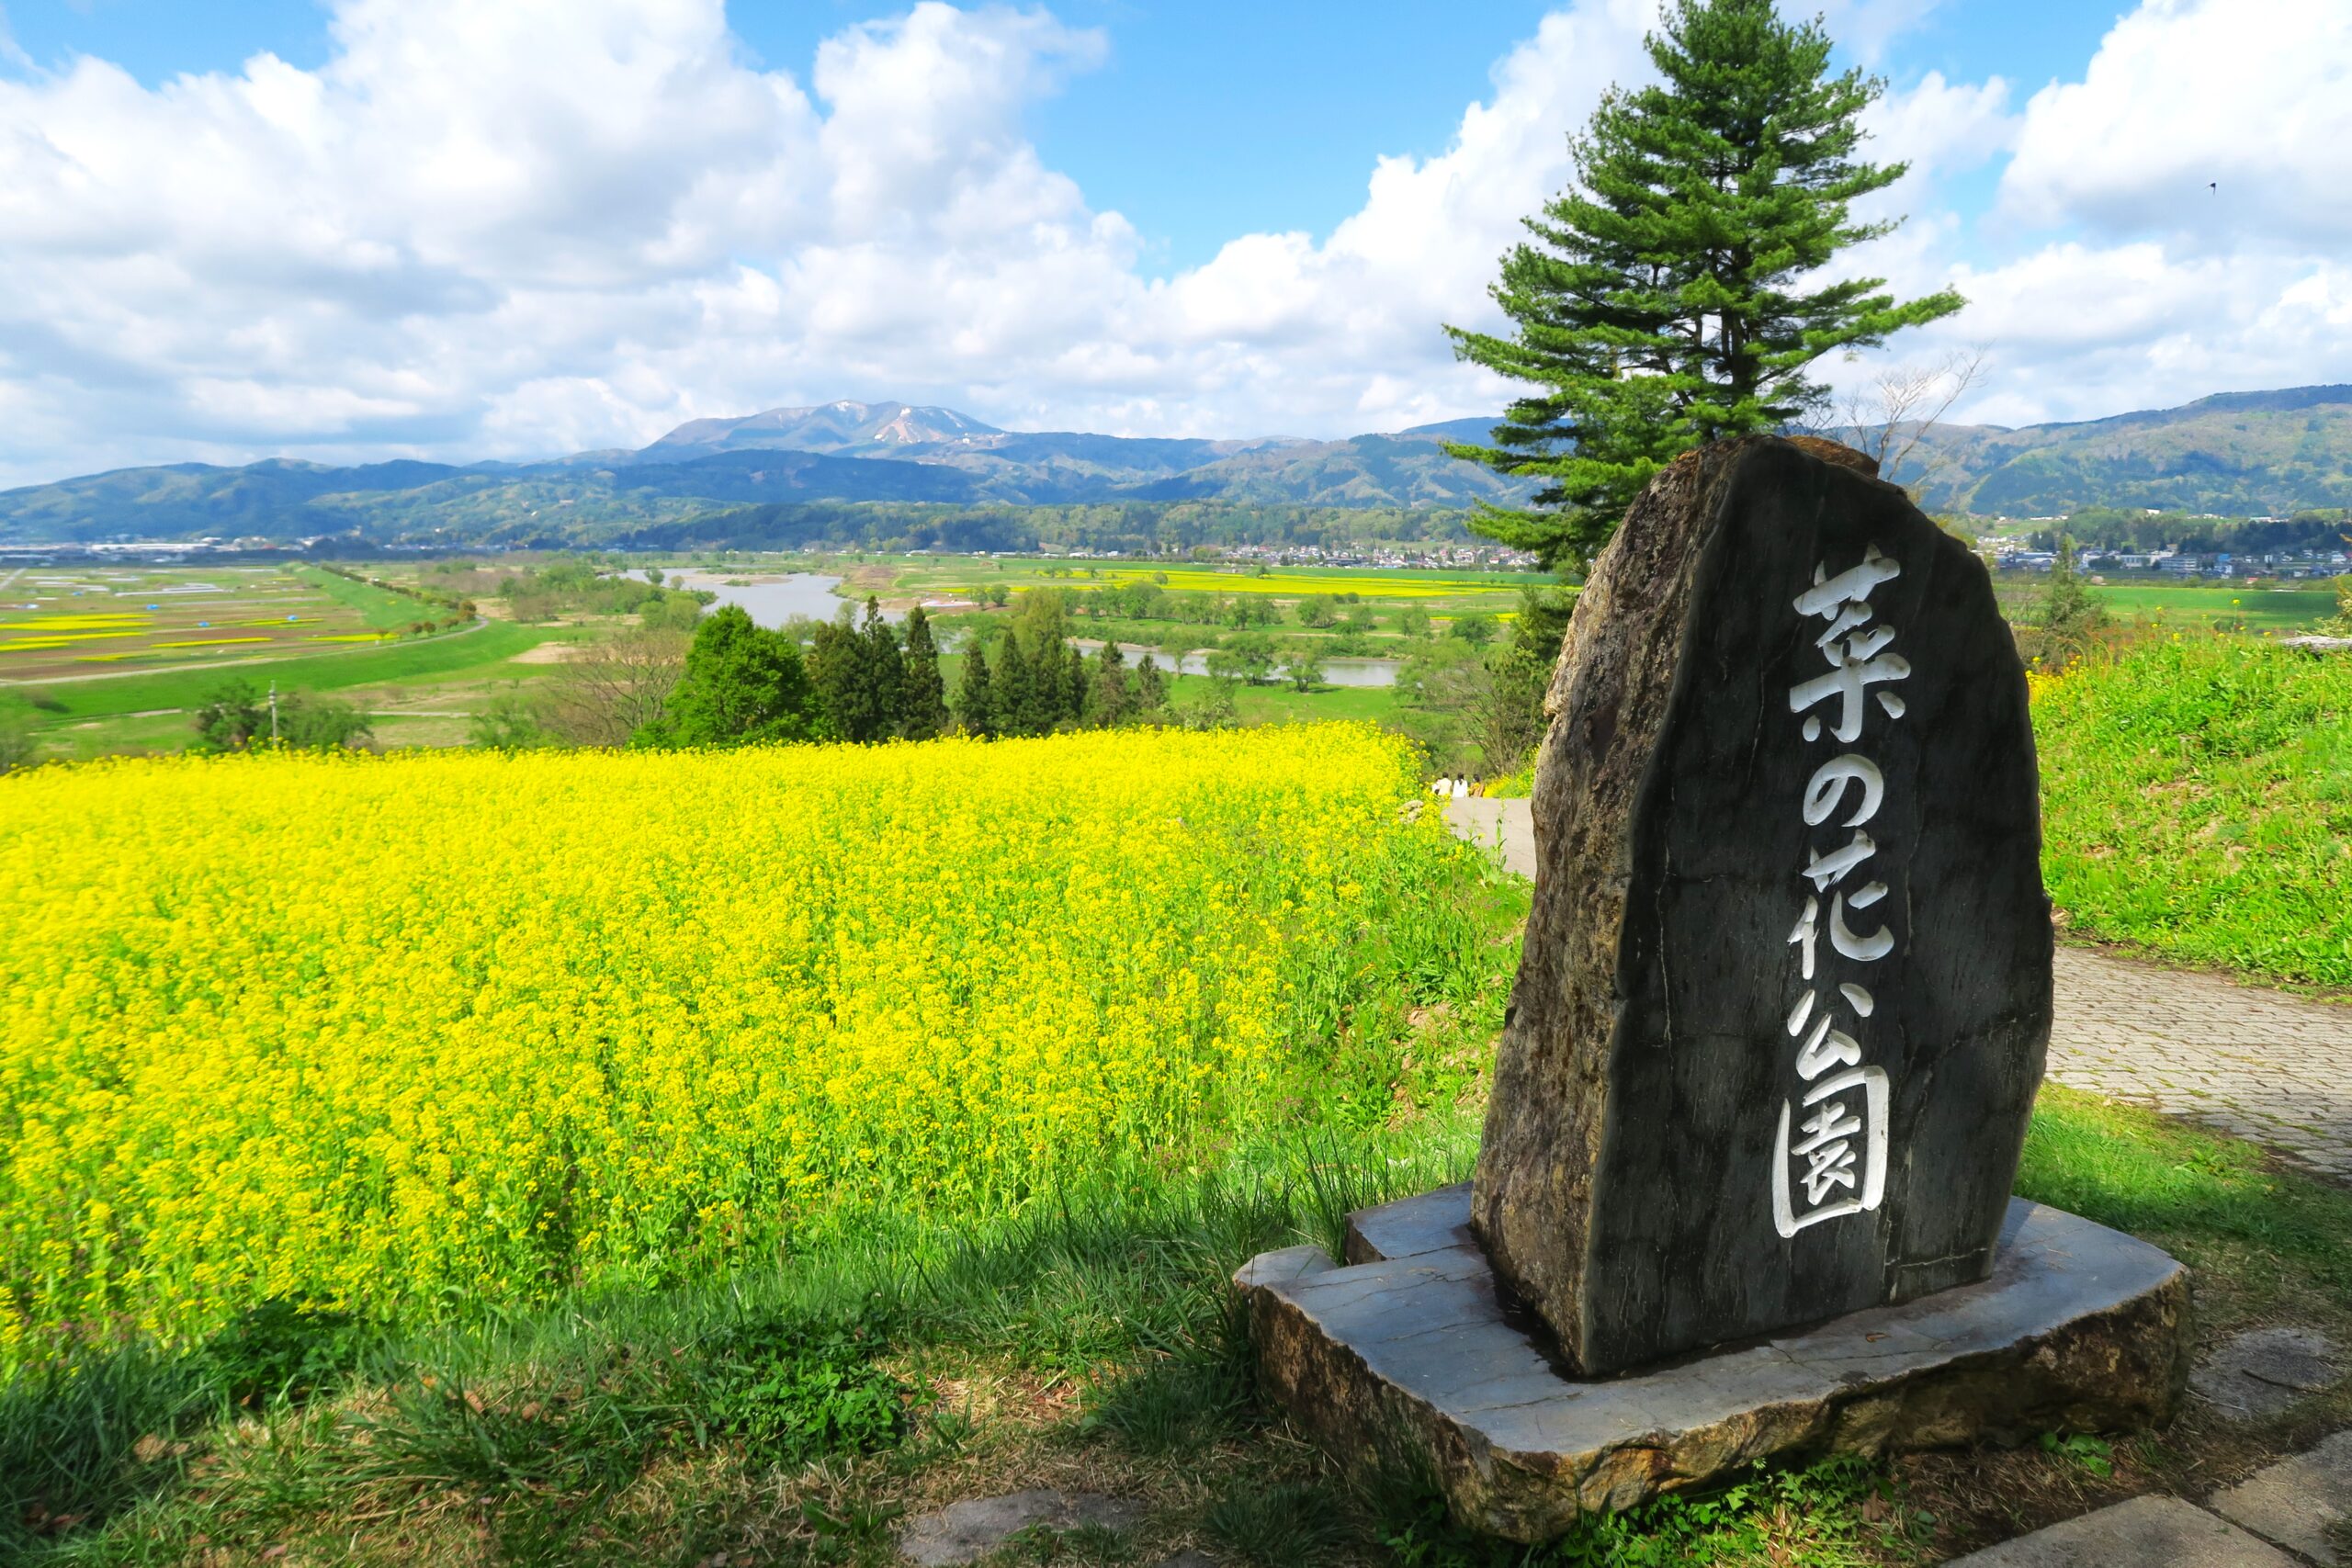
[189,680,376,753]
[2035,509,2352,557]
[952,594,1169,736]
[1392,589,1577,775]
[424,558,709,627]
[473,594,1184,751]
[605,599,951,748]
[314,563,475,636]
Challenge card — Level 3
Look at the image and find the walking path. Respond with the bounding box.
[1442,795,2352,1183]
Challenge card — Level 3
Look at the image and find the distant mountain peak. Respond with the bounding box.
[643,400,1003,458]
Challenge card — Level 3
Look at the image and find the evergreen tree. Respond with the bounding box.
[1446,0,1962,569]
[1015,634,1060,736]
[806,608,878,742]
[954,628,996,738]
[1064,639,1090,725]
[1131,651,1168,713]
[2034,535,2109,672]
[899,605,949,740]
[994,630,1034,737]
[663,604,821,746]
[860,596,905,739]
[1028,635,1061,733]
[1090,639,1131,728]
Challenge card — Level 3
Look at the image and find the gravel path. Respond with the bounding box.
[1443,795,2352,1182]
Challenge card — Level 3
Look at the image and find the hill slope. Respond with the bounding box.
[1890,385,2352,515]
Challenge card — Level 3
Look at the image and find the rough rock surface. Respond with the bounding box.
[2211,1430,2352,1564]
[2190,1326,2343,1418]
[898,1491,1145,1566]
[1239,1184,2188,1542]
[1475,434,2052,1375]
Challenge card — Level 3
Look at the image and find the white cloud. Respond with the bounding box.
[1831,0,2352,428]
[1999,0,2352,251]
[0,0,2346,487]
[0,0,1668,486]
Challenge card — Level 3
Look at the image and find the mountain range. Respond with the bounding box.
[0,403,1528,548]
[4,387,2349,550]
[1883,384,2352,518]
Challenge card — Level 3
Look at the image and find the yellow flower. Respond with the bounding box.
[0,726,1477,1358]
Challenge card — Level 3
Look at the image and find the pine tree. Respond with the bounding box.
[995,631,1034,737]
[1028,635,1062,734]
[807,606,879,742]
[1091,639,1131,728]
[954,629,995,738]
[1446,0,1962,569]
[1064,640,1089,726]
[1132,650,1168,713]
[860,596,905,740]
[899,605,949,740]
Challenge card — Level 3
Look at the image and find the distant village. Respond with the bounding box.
[1983,536,2351,581]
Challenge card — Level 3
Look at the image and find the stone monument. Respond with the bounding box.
[1237,435,2190,1539]
[1475,431,2050,1375]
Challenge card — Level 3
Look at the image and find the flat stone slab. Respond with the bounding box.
[899,1490,1145,1566]
[2211,1430,2352,1564]
[1945,1495,2295,1566]
[1240,1185,2188,1541]
[2190,1326,2343,1418]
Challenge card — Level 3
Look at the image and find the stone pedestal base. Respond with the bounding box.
[1237,1186,2188,1542]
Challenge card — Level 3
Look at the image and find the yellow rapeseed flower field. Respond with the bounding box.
[0,726,1489,1359]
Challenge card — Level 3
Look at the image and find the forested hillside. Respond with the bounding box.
[9,388,2352,549]
[1886,385,2352,516]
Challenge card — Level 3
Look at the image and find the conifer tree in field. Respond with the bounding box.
[1132,650,1168,713]
[807,607,879,742]
[954,628,995,738]
[1065,641,1090,725]
[1018,635,1062,736]
[1446,0,1963,569]
[899,605,949,740]
[994,630,1034,737]
[1091,639,1131,728]
[860,596,905,738]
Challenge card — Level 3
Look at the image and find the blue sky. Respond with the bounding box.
[4,0,2114,272]
[0,0,2342,483]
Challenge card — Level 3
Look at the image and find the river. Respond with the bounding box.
[1070,639,1401,687]
[671,571,855,626]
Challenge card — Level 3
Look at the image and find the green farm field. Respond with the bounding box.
[0,563,424,682]
[1993,574,2339,632]
[7,613,589,760]
[881,551,1549,609]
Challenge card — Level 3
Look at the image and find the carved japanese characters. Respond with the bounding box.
[1472,435,2051,1378]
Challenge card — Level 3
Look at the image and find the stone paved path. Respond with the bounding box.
[1443,795,2352,1182]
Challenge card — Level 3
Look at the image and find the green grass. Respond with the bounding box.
[1213,674,1403,726]
[289,565,441,633]
[2034,636,2352,984]
[24,1078,2339,1567]
[16,621,562,723]
[2017,1086,2352,1317]
[1993,576,2339,633]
